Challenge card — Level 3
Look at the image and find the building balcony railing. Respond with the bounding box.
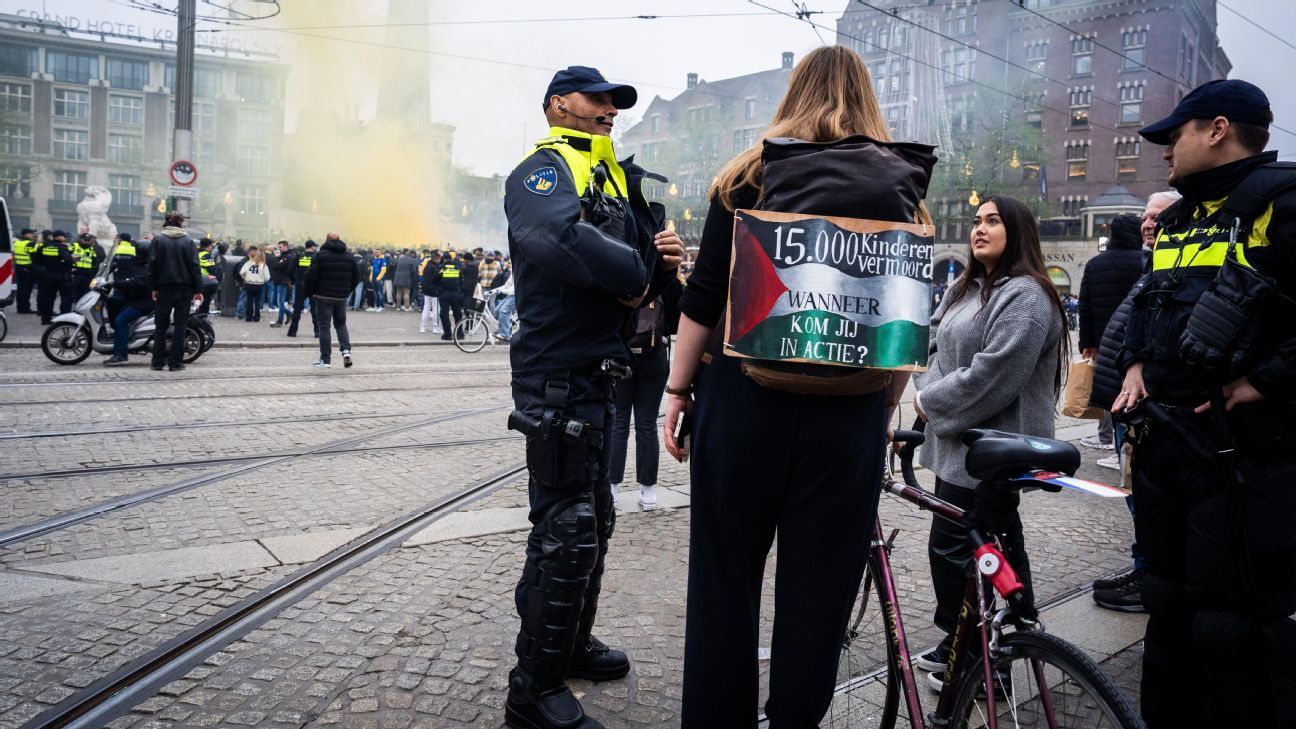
[48,199,78,213]
[3,197,34,209]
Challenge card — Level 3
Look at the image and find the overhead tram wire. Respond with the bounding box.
[749,0,1134,139]
[193,11,802,33]
[1218,1,1296,54]
[853,0,1133,119]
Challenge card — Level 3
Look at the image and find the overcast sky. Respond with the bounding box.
[4,0,1294,176]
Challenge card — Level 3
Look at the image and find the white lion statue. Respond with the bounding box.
[77,185,118,241]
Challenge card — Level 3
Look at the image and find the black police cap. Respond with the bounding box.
[543,66,637,110]
[1140,79,1271,145]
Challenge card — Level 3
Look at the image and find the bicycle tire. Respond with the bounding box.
[453,314,488,353]
[0,311,7,343]
[947,630,1145,729]
[871,556,902,729]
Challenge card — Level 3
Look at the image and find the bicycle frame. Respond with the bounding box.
[870,474,1032,729]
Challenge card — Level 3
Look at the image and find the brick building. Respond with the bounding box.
[836,0,1230,251]
[0,13,287,238]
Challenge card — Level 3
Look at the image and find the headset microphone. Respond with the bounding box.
[557,103,607,123]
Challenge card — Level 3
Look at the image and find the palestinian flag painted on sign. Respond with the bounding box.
[725,209,934,371]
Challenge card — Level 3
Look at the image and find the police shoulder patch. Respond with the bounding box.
[523,167,558,196]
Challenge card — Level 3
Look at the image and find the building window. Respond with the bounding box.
[46,51,99,84]
[53,88,90,120]
[0,45,37,77]
[1025,40,1048,73]
[105,58,148,90]
[1066,141,1089,180]
[1179,35,1195,81]
[164,63,175,90]
[53,170,87,202]
[1022,161,1041,183]
[237,145,270,175]
[236,73,274,103]
[886,105,908,139]
[53,129,89,161]
[650,114,659,134]
[0,82,32,113]
[108,134,143,164]
[1122,28,1147,71]
[109,94,144,125]
[745,98,756,119]
[1119,82,1145,124]
[0,124,31,156]
[1061,195,1088,217]
[895,25,908,49]
[1068,87,1092,129]
[0,165,31,199]
[238,184,267,216]
[1025,90,1045,129]
[108,174,141,209]
[955,3,977,35]
[195,67,222,98]
[238,107,271,137]
[1071,34,1094,77]
[876,24,889,50]
[1116,137,1140,179]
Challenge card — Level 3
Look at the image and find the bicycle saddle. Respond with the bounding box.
[961,429,1081,483]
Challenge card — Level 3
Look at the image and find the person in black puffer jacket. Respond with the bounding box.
[1076,213,1144,449]
[304,234,361,368]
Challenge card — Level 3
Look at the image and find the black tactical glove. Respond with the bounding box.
[1179,254,1275,375]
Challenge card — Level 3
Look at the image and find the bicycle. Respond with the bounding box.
[829,428,1145,729]
[452,291,517,354]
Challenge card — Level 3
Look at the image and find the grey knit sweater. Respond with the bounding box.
[915,276,1064,488]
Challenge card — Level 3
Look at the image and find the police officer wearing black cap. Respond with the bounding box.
[34,229,75,324]
[501,65,684,729]
[1113,79,1296,727]
[287,240,318,338]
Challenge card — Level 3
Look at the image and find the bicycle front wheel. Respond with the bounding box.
[948,630,1145,729]
[453,314,489,353]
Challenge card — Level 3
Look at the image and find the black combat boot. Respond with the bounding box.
[505,669,604,729]
[567,635,630,682]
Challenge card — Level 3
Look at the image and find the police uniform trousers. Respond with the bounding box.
[439,292,464,336]
[1132,400,1296,728]
[37,270,73,319]
[511,368,617,689]
[681,354,886,728]
[15,265,35,313]
[286,285,317,337]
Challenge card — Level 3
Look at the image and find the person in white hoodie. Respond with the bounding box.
[238,248,272,322]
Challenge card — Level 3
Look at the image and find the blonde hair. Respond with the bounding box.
[711,45,931,224]
[248,248,265,264]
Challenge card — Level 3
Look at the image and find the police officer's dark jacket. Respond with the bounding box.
[505,126,672,376]
[304,238,360,300]
[1121,151,1296,406]
[35,239,73,274]
[110,239,153,310]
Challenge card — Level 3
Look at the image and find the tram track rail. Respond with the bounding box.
[0,365,510,389]
[2,434,525,481]
[0,404,513,549]
[18,460,529,729]
[5,379,512,408]
[0,408,455,441]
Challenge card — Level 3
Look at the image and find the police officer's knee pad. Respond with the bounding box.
[1142,571,1181,614]
[537,498,599,574]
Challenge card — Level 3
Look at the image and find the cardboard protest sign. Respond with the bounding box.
[725,209,934,371]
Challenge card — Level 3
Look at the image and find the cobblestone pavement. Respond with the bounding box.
[0,334,1146,729]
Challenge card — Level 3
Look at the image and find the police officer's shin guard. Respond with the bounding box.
[507,498,604,729]
[568,505,629,682]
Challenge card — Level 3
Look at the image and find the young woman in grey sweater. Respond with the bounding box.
[911,195,1069,690]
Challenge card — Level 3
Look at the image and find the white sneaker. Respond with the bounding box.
[610,483,621,509]
[342,350,353,368]
[1079,436,1115,450]
[639,484,658,511]
[312,360,331,369]
[1096,455,1121,470]
[419,327,426,333]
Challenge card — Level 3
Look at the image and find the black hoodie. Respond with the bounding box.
[304,238,360,300]
[1077,213,1144,351]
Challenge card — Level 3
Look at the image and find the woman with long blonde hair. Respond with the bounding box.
[238,246,270,322]
[664,45,931,726]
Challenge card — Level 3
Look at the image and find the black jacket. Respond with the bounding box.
[304,239,361,300]
[504,140,670,376]
[1077,214,1143,351]
[110,242,153,310]
[421,260,441,296]
[1091,251,1151,411]
[460,260,480,296]
[149,228,202,293]
[269,251,294,285]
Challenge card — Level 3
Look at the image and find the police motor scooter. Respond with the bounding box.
[40,276,208,365]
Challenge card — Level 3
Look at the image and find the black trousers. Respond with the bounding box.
[315,298,351,364]
[608,345,670,486]
[196,283,218,317]
[926,479,1034,635]
[37,271,73,319]
[681,354,886,728]
[71,272,93,300]
[15,266,34,312]
[287,285,316,336]
[511,370,616,683]
[152,286,192,367]
[1132,402,1296,728]
[439,293,463,335]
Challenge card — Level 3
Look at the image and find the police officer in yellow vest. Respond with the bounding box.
[13,227,36,314]
[287,240,318,338]
[501,66,684,729]
[34,229,75,324]
[435,250,463,341]
[71,233,103,299]
[196,237,220,317]
[1114,79,1296,728]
